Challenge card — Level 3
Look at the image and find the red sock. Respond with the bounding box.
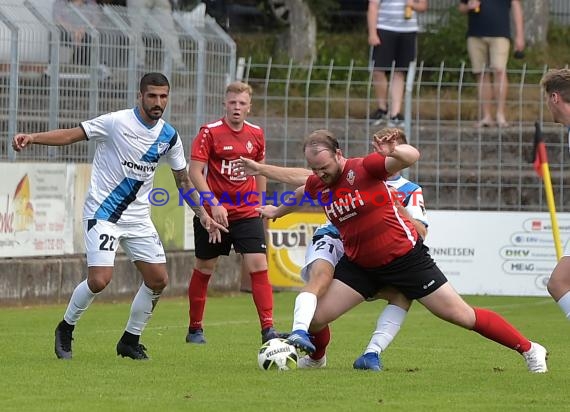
[250,270,274,330]
[188,269,211,330]
[472,307,531,353]
[309,325,331,360]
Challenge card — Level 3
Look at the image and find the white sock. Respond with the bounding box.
[365,304,408,354]
[556,291,570,319]
[63,280,97,325]
[125,283,162,335]
[291,292,317,332]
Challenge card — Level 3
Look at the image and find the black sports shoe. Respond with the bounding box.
[185,328,206,344]
[369,108,388,126]
[261,327,280,343]
[116,340,149,360]
[54,321,74,360]
[387,113,405,128]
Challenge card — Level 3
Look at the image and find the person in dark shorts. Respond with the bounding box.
[258,129,548,373]
[367,0,428,127]
[186,81,279,345]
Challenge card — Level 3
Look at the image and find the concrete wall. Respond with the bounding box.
[0,251,242,306]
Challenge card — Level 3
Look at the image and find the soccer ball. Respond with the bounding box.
[257,338,298,371]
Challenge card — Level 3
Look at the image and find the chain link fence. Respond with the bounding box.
[1,0,568,212]
[238,59,569,213]
[0,0,235,161]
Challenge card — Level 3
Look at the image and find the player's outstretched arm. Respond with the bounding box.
[172,168,228,243]
[12,127,87,151]
[256,185,306,219]
[233,156,311,186]
[383,143,420,175]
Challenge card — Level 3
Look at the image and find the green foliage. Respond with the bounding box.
[547,24,570,46]
[417,7,469,68]
[1,294,569,411]
[305,0,340,29]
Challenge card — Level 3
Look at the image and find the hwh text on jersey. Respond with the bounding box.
[324,189,365,220]
[220,159,247,181]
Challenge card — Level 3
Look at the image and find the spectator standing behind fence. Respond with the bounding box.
[459,0,525,128]
[127,0,185,71]
[367,0,428,128]
[540,68,570,324]
[53,0,100,66]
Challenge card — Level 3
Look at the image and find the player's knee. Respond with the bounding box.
[388,295,412,311]
[87,277,110,293]
[308,275,333,297]
[147,274,168,291]
[546,273,567,300]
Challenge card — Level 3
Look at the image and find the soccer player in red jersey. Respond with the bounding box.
[186,81,278,344]
[258,129,548,373]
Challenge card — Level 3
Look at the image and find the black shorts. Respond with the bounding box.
[193,216,266,260]
[372,29,417,70]
[334,239,448,300]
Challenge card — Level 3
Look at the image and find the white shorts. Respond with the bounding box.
[84,218,166,267]
[300,234,344,283]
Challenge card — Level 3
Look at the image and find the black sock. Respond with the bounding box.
[58,320,74,332]
[120,331,139,346]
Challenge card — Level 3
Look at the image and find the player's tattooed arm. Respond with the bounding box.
[171,168,228,241]
[172,168,203,217]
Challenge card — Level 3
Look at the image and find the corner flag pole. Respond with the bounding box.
[533,122,563,260]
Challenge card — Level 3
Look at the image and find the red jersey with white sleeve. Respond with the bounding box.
[190,118,265,222]
[304,152,417,267]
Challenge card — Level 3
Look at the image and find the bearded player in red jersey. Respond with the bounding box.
[258,129,548,373]
[186,81,279,344]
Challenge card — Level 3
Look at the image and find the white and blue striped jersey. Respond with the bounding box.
[80,107,187,224]
[387,175,428,227]
[375,0,419,33]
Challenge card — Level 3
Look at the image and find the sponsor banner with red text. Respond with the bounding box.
[427,211,570,296]
[0,164,74,257]
[267,213,327,288]
[265,210,567,296]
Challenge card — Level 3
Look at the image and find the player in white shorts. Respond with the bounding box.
[12,72,223,361]
[233,128,428,370]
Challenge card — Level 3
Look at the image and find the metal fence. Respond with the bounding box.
[1,0,569,213]
[238,58,569,213]
[0,0,235,161]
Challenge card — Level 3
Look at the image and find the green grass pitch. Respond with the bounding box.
[0,292,568,411]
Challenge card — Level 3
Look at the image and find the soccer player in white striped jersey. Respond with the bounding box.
[12,72,224,361]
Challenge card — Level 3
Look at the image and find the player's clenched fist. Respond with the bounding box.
[12,134,33,152]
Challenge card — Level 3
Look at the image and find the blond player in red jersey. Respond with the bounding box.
[258,129,548,373]
[186,81,279,344]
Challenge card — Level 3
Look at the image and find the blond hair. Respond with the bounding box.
[225,81,253,97]
[540,69,570,103]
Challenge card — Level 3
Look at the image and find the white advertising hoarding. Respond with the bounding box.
[0,164,74,257]
[426,211,569,297]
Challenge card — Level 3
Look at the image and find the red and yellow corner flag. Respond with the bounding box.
[531,122,563,260]
[532,129,547,177]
